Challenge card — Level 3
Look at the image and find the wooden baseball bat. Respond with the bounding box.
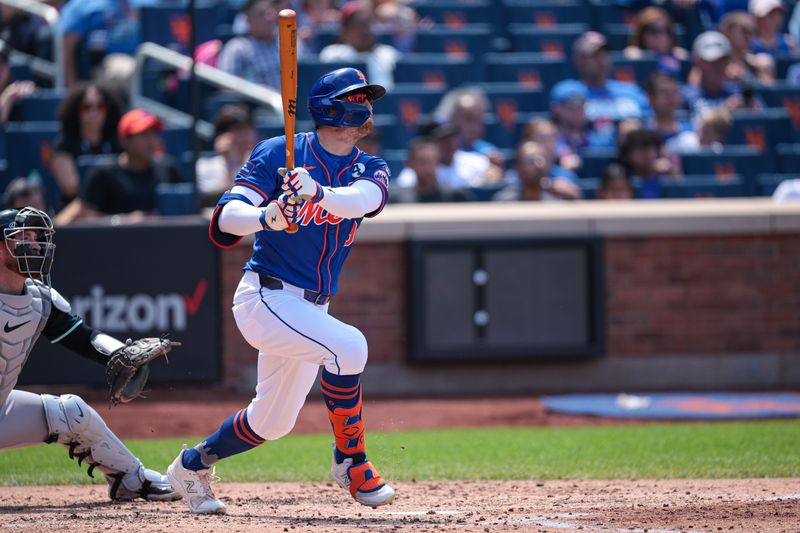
[278,9,299,234]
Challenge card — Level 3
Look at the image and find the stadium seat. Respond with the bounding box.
[378,83,447,144]
[413,25,498,57]
[75,154,117,186]
[393,54,484,90]
[589,0,637,28]
[776,143,800,172]
[680,145,767,196]
[483,52,575,91]
[3,121,60,209]
[580,177,600,199]
[15,89,67,122]
[509,23,589,57]
[159,127,194,177]
[756,173,796,196]
[757,82,800,142]
[658,174,747,198]
[140,2,223,55]
[157,182,197,216]
[482,83,547,114]
[501,0,591,27]
[381,148,407,178]
[467,184,505,201]
[608,53,658,86]
[411,1,503,32]
[725,108,793,153]
[577,147,617,179]
[603,23,633,51]
[486,112,547,150]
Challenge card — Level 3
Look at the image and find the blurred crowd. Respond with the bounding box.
[2,0,800,223]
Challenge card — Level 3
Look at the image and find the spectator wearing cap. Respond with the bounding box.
[62,109,183,222]
[493,141,581,202]
[556,31,651,149]
[219,0,296,91]
[750,0,795,56]
[59,0,159,88]
[683,31,760,118]
[624,7,689,79]
[396,118,493,189]
[550,81,592,172]
[319,2,402,89]
[392,137,474,203]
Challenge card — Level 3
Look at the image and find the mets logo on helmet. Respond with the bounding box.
[355,69,367,82]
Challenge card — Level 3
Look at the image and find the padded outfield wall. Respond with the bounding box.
[220,199,800,395]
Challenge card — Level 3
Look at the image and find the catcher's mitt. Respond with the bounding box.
[106,337,180,406]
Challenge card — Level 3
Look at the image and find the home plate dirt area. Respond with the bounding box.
[1,393,798,532]
[1,479,798,532]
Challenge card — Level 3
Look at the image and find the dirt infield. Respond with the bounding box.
[1,479,798,532]
[3,390,798,532]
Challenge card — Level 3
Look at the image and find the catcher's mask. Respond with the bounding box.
[0,207,55,282]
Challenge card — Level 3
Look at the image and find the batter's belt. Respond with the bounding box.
[258,274,332,306]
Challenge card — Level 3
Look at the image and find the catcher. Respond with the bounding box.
[0,207,180,502]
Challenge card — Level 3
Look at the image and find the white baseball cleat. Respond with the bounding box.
[167,445,227,514]
[331,446,396,508]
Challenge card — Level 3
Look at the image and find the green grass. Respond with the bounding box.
[2,421,798,486]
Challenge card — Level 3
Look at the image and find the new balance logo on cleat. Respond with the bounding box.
[167,445,227,514]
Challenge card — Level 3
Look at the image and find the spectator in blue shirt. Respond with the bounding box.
[618,128,672,199]
[682,31,760,118]
[557,31,651,149]
[750,0,796,56]
[59,0,159,88]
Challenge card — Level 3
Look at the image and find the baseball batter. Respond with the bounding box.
[167,67,394,514]
[0,207,179,502]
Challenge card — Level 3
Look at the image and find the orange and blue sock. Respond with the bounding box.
[182,408,265,471]
[321,369,366,464]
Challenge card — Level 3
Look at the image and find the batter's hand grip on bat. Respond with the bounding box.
[279,9,298,234]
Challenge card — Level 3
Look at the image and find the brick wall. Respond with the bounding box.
[605,235,800,356]
[219,234,800,387]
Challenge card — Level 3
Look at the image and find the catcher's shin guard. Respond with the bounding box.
[41,393,178,501]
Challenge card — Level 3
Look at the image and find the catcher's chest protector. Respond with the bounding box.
[0,280,51,406]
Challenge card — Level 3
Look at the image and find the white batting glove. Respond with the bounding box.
[280,167,324,203]
[260,194,301,231]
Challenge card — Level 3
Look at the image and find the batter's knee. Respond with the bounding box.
[329,327,368,375]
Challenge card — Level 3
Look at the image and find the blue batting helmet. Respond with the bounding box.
[308,67,386,128]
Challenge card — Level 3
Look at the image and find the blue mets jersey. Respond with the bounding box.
[228,132,389,296]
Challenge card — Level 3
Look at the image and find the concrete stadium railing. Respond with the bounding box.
[132,42,283,141]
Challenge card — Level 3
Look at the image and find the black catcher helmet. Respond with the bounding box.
[0,207,55,282]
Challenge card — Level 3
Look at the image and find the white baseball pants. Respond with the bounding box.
[232,270,368,441]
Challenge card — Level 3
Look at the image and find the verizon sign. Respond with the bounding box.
[20,220,220,385]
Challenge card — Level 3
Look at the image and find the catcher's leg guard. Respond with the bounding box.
[41,393,178,501]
